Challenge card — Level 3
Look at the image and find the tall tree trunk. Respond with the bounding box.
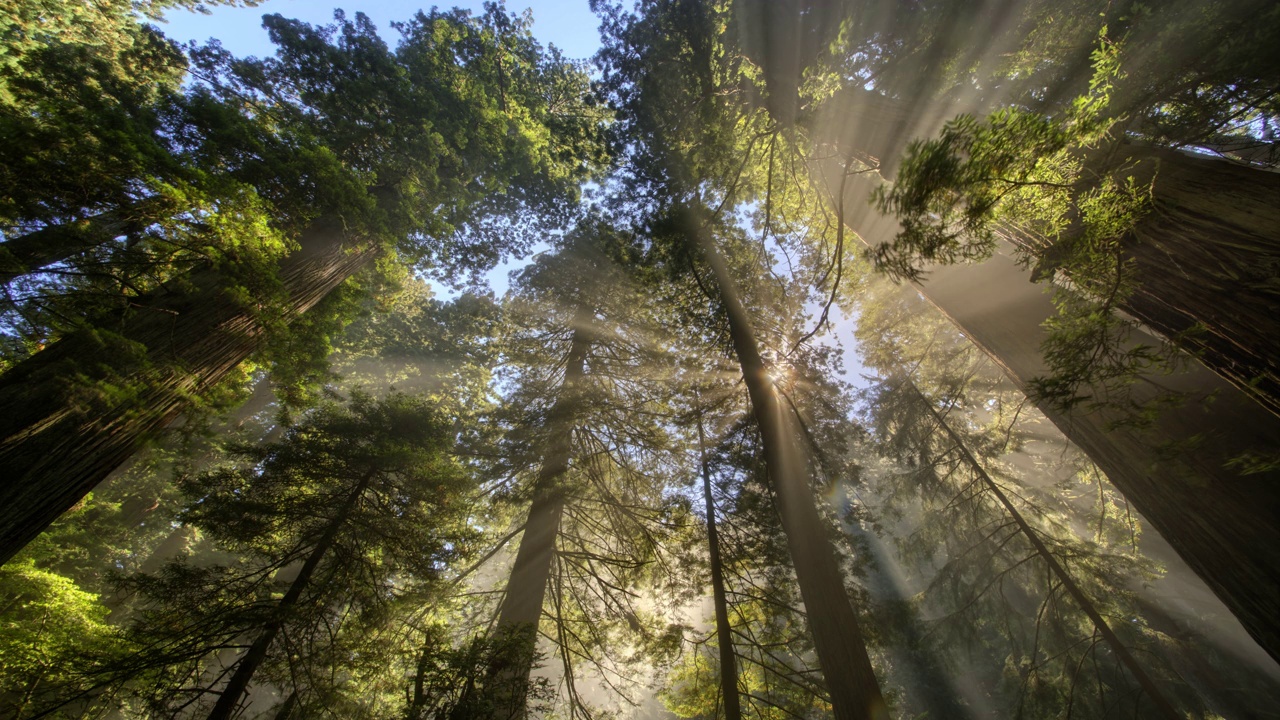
[0,225,376,564]
[486,308,592,719]
[684,215,887,720]
[907,378,1181,720]
[271,690,298,720]
[0,195,181,283]
[907,248,1280,664]
[833,111,1280,661]
[696,407,742,720]
[1113,143,1280,418]
[206,473,371,720]
[823,91,1280,418]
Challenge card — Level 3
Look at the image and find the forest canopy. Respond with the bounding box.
[1,1,1279,719]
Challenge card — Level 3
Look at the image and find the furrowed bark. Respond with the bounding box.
[685,214,886,720]
[0,225,376,564]
[696,407,742,720]
[486,307,592,719]
[207,472,372,720]
[825,90,1280,418]
[1119,144,1280,419]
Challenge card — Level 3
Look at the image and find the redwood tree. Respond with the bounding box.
[0,7,605,564]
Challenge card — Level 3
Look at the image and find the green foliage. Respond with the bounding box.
[402,624,554,720]
[193,6,609,263]
[2,0,608,406]
[0,559,122,719]
[178,390,476,566]
[871,28,1123,282]
[333,279,503,420]
[870,30,1194,419]
[871,109,1072,279]
[8,391,481,718]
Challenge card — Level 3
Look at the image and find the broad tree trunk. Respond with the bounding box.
[486,308,592,719]
[685,215,887,720]
[696,409,742,720]
[905,252,1280,664]
[826,95,1280,660]
[0,225,376,564]
[206,473,371,720]
[0,195,180,283]
[822,90,1280,418]
[908,379,1180,720]
[1113,143,1280,418]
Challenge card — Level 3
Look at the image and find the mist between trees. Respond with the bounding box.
[2,0,1279,718]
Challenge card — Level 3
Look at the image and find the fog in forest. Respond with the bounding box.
[2,0,1279,718]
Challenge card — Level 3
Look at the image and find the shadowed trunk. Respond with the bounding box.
[696,408,742,720]
[0,195,181,283]
[906,251,1280,664]
[1114,143,1280,418]
[684,213,887,720]
[0,225,376,565]
[823,90,1280,417]
[486,308,592,719]
[207,472,372,720]
[826,91,1280,660]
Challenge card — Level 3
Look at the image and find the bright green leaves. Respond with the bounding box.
[871,29,1179,415]
[0,559,122,718]
[872,28,1127,282]
[872,109,1074,279]
[215,6,607,263]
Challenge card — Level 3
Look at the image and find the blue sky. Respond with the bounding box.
[158,0,605,60]
[156,0,605,300]
[155,1,874,385]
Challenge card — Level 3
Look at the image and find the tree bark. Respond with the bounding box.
[1114,143,1280,418]
[0,225,376,565]
[0,195,181,283]
[684,214,887,720]
[823,90,1280,418]
[696,408,742,720]
[206,473,372,720]
[486,307,592,719]
[828,97,1280,660]
[906,251,1280,664]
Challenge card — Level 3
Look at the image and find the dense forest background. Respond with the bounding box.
[2,0,1279,718]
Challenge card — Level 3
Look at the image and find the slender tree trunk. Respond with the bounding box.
[271,690,298,720]
[409,643,432,719]
[907,379,1180,720]
[206,473,371,720]
[684,214,887,720]
[0,224,377,565]
[486,307,592,719]
[0,195,181,283]
[696,408,743,720]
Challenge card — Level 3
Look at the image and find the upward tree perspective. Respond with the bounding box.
[2,0,1279,718]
